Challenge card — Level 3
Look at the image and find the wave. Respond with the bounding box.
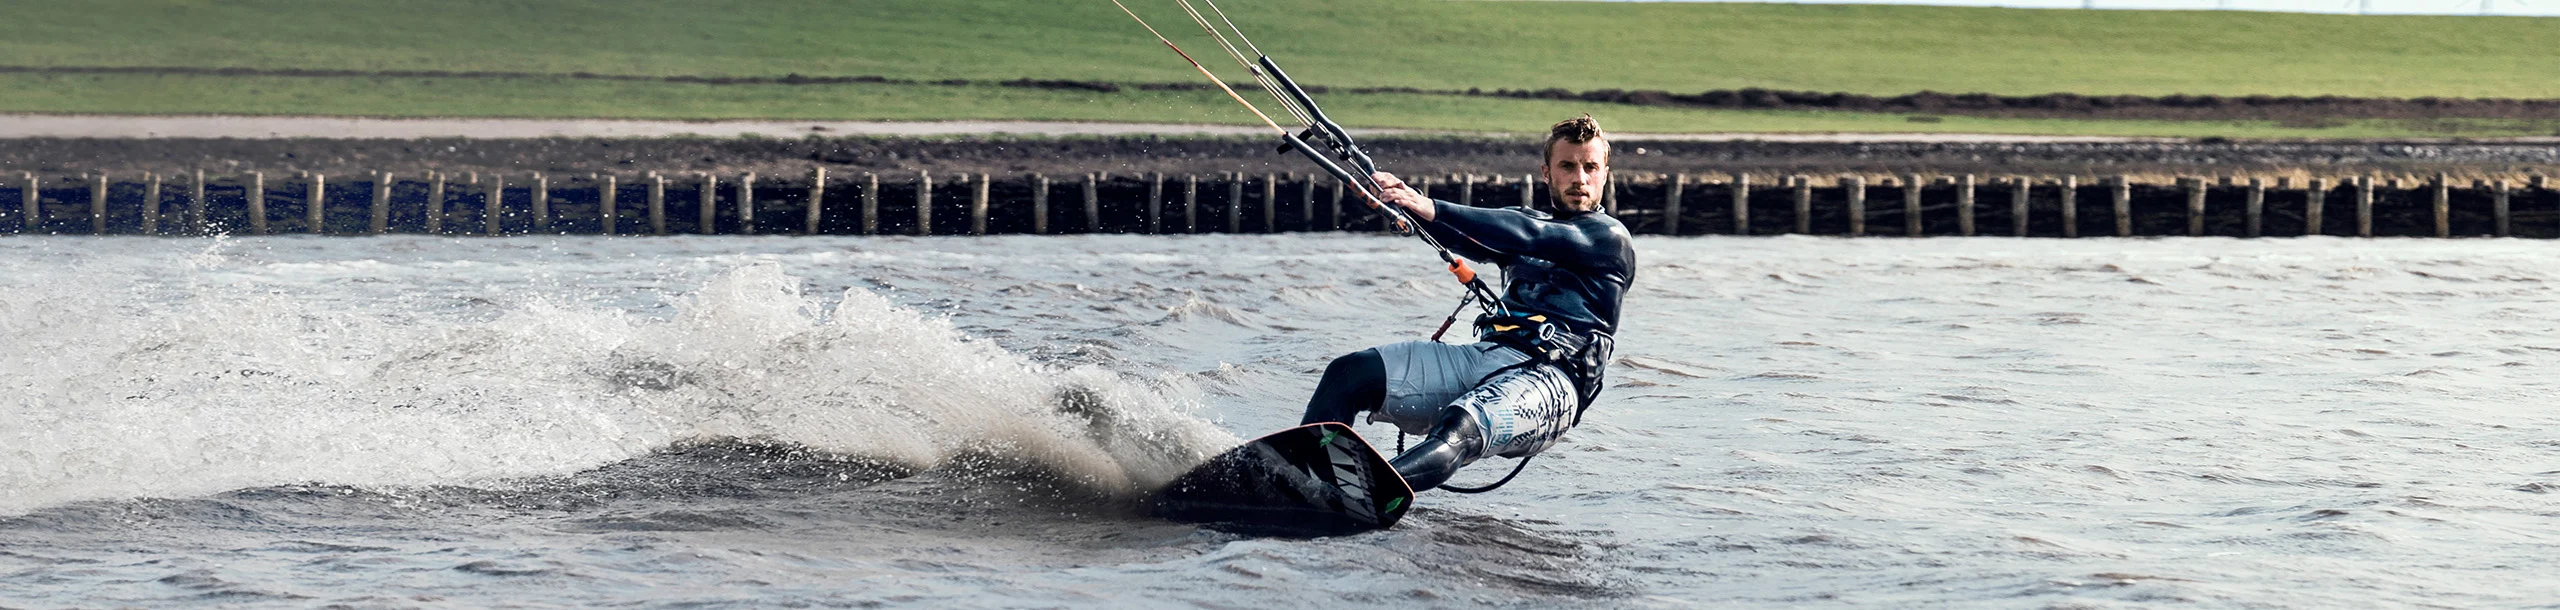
[0,251,1233,515]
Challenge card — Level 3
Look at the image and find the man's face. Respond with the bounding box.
[1543,139,1609,213]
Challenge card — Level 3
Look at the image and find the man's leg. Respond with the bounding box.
[1387,404,1485,492]
[1389,363,1578,492]
[1300,348,1384,426]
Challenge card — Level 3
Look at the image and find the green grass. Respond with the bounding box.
[10,72,2552,138]
[5,0,2557,135]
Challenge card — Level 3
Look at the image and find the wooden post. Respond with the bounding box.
[2008,176,2029,237]
[1088,173,1105,233]
[1604,174,1618,213]
[1844,176,1866,236]
[1955,174,1975,237]
[141,172,161,235]
[2305,178,2327,236]
[426,172,447,235]
[189,169,207,233]
[304,173,325,234]
[1259,172,1275,233]
[2060,176,2078,238]
[459,173,479,235]
[804,167,825,236]
[970,173,990,236]
[529,173,548,233]
[914,171,931,236]
[2185,177,2207,237]
[367,172,391,235]
[488,173,506,236]
[1227,173,1244,233]
[1791,175,1812,235]
[1149,173,1165,234]
[2355,176,2374,238]
[648,173,667,236]
[1031,173,1050,234]
[2243,178,2265,237]
[1730,173,1750,235]
[2431,174,2450,238]
[859,173,878,235]
[1903,174,1924,237]
[2493,180,2512,237]
[1326,179,1345,231]
[80,173,109,234]
[1298,176,1315,230]
[247,171,268,235]
[737,172,756,235]
[85,173,105,235]
[1183,174,1199,233]
[1328,179,1345,231]
[1520,173,1535,209]
[599,174,618,236]
[697,173,715,235]
[1663,173,1684,235]
[16,173,32,233]
[2111,175,2132,237]
[1458,175,1474,208]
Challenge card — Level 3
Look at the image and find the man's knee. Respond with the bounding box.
[1301,349,1385,426]
[1326,349,1383,383]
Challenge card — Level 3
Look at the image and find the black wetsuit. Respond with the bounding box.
[1422,200,1636,351]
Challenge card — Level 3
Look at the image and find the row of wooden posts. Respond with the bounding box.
[4,168,2555,238]
[4,169,1400,236]
[1653,172,2559,238]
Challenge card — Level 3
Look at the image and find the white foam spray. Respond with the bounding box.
[0,247,1233,514]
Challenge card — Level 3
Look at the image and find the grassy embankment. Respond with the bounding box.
[4,0,2556,137]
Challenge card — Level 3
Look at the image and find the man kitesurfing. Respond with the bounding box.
[1302,115,1634,493]
[1117,0,1634,533]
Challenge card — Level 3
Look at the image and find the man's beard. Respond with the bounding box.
[1553,186,1594,210]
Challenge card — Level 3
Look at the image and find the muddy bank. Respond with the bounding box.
[1,136,2556,182]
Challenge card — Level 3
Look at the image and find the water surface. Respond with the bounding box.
[3,234,2556,607]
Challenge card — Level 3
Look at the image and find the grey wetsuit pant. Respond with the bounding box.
[1370,340,1580,459]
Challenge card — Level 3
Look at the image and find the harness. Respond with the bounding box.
[1473,313,1612,417]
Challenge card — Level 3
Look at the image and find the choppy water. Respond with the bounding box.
[3,234,2558,608]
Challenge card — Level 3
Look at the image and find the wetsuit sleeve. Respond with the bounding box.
[1421,200,1610,264]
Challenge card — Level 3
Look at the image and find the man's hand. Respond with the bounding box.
[1372,172,1435,222]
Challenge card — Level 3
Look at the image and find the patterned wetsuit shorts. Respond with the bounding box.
[1370,340,1580,459]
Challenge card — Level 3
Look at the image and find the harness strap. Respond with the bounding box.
[1440,455,1533,494]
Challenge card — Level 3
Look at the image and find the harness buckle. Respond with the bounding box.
[1474,313,1580,362]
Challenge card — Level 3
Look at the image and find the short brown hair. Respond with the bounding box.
[1543,114,1608,164]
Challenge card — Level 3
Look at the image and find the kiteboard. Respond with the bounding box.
[1149,422,1414,537]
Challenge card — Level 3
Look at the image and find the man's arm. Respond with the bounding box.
[1375,171,1610,263]
[1425,201,1608,264]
